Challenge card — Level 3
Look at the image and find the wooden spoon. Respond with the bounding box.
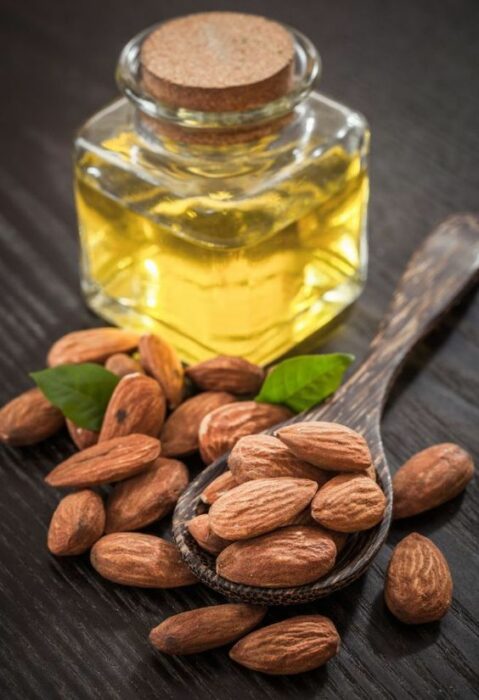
[173,214,479,604]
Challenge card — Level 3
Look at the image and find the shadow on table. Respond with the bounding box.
[366,588,441,659]
[388,492,467,542]
[129,645,333,700]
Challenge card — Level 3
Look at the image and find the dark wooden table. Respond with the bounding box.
[1,1,478,698]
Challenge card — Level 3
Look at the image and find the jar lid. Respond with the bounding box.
[140,12,295,112]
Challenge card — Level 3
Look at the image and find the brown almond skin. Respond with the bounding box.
[228,434,330,485]
[276,421,372,472]
[199,401,293,464]
[99,373,166,442]
[186,356,265,395]
[105,353,144,377]
[160,391,235,457]
[393,443,474,519]
[106,457,188,532]
[150,604,267,655]
[187,514,232,555]
[90,532,197,587]
[66,420,99,450]
[47,328,139,366]
[45,434,161,488]
[385,533,453,624]
[312,474,386,532]
[217,526,336,587]
[200,471,238,505]
[229,615,340,675]
[139,334,184,409]
[315,525,347,554]
[47,490,105,556]
[283,509,348,552]
[209,477,318,540]
[0,388,64,446]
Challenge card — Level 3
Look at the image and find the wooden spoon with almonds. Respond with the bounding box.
[174,214,479,604]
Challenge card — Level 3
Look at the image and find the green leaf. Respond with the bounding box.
[30,363,120,431]
[255,353,354,413]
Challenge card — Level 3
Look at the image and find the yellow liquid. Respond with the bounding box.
[76,140,368,364]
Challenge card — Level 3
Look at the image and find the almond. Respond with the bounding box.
[200,470,238,505]
[187,514,232,555]
[150,604,266,655]
[47,490,105,556]
[0,388,64,446]
[105,353,144,377]
[228,434,330,485]
[139,334,184,409]
[229,615,340,674]
[45,434,160,488]
[90,532,197,587]
[311,474,386,532]
[276,421,372,472]
[385,533,453,624]
[66,419,99,450]
[47,327,139,366]
[160,391,235,457]
[106,457,188,532]
[217,526,336,587]
[316,526,348,554]
[393,443,474,519]
[99,374,166,442]
[186,356,265,395]
[289,511,348,552]
[209,477,318,540]
[199,401,293,464]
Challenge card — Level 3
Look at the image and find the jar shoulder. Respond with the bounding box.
[74,93,369,247]
[75,93,369,189]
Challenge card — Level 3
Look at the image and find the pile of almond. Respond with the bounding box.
[0,328,289,458]
[0,326,475,676]
[188,423,387,588]
[0,329,294,584]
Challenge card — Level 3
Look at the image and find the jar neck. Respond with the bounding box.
[116,23,320,145]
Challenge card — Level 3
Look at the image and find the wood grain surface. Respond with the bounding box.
[1,1,478,698]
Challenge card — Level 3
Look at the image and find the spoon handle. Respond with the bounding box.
[349,214,479,411]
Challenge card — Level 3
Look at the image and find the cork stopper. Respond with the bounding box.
[140,12,295,112]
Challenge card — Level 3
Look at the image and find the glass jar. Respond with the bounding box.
[74,13,369,365]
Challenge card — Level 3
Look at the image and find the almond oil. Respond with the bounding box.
[74,15,370,364]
